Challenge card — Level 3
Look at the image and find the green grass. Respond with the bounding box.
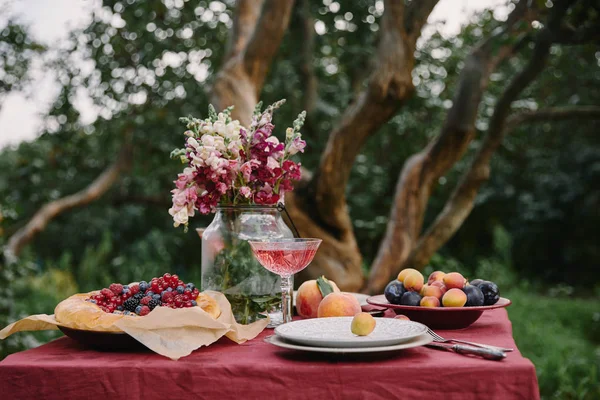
[506,287,600,400]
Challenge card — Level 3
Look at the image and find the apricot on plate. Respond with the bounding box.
[296,276,340,319]
[420,296,440,308]
[317,292,361,318]
[443,272,466,290]
[394,314,410,321]
[397,268,420,283]
[442,288,467,307]
[403,271,424,292]
[351,312,376,336]
[430,280,448,295]
[420,285,444,300]
[427,271,446,285]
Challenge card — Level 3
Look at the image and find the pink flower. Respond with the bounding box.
[239,186,252,198]
[288,137,306,155]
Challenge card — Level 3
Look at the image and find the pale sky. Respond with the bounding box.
[0,0,506,149]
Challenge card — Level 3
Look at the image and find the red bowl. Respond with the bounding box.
[366,295,511,330]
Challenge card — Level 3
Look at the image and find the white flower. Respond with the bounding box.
[286,127,294,140]
[201,135,215,147]
[265,136,280,145]
[171,207,189,227]
[187,137,200,151]
[267,156,279,170]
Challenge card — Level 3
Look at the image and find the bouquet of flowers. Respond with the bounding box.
[169,99,305,229]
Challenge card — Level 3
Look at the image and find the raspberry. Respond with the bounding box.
[93,294,104,302]
[139,306,150,316]
[101,288,115,298]
[140,296,151,305]
[161,292,174,303]
[129,284,140,294]
[109,283,123,295]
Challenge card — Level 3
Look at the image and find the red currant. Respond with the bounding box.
[163,273,171,280]
[139,306,151,316]
[185,301,193,308]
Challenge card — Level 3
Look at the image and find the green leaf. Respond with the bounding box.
[316,275,335,298]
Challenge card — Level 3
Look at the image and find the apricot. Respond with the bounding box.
[443,272,466,290]
[420,296,441,308]
[430,280,448,296]
[317,292,361,318]
[403,271,424,292]
[397,268,420,283]
[442,288,467,307]
[427,271,446,285]
[296,277,340,318]
[420,284,444,300]
[351,312,376,336]
[394,314,410,321]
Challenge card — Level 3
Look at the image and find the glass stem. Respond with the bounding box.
[281,275,293,324]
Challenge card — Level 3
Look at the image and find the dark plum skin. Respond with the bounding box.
[469,279,485,287]
[384,281,406,305]
[463,285,485,307]
[478,281,500,305]
[400,291,422,306]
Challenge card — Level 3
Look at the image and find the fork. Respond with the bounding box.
[427,328,514,352]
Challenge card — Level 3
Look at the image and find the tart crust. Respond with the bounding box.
[55,290,221,333]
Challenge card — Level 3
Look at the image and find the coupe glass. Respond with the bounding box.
[248,238,322,326]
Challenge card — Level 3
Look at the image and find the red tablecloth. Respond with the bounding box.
[0,309,538,400]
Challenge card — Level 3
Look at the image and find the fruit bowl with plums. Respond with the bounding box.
[367,269,511,329]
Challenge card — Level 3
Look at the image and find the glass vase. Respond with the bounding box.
[200,205,294,325]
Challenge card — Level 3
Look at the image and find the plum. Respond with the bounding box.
[463,285,485,307]
[400,291,422,306]
[478,281,500,305]
[384,281,406,305]
[469,279,484,287]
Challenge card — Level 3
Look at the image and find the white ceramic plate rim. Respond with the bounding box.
[274,317,428,348]
[292,291,370,306]
[265,332,433,354]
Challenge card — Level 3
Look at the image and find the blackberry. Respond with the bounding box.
[123,297,140,312]
[148,299,161,310]
[133,292,144,301]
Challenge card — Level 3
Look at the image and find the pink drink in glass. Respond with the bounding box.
[248,238,322,325]
[252,248,319,276]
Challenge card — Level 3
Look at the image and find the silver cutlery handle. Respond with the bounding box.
[451,339,513,353]
[453,344,506,361]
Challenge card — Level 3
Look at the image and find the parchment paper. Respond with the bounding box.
[0,291,268,360]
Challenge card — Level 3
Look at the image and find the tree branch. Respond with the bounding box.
[243,0,295,93]
[298,0,317,121]
[223,0,265,64]
[4,145,133,262]
[406,2,581,270]
[366,0,533,293]
[308,0,438,236]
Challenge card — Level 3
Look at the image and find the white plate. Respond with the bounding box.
[274,317,428,348]
[292,291,370,307]
[265,332,433,354]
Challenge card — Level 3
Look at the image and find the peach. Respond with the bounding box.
[430,280,448,295]
[420,296,441,308]
[295,277,340,318]
[443,272,466,289]
[317,292,361,318]
[420,284,444,300]
[442,288,467,307]
[351,312,376,336]
[427,271,446,285]
[397,268,420,283]
[403,271,424,292]
[394,314,410,321]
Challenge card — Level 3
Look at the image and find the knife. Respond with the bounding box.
[426,342,506,361]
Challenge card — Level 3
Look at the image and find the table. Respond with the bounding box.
[0,309,539,400]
